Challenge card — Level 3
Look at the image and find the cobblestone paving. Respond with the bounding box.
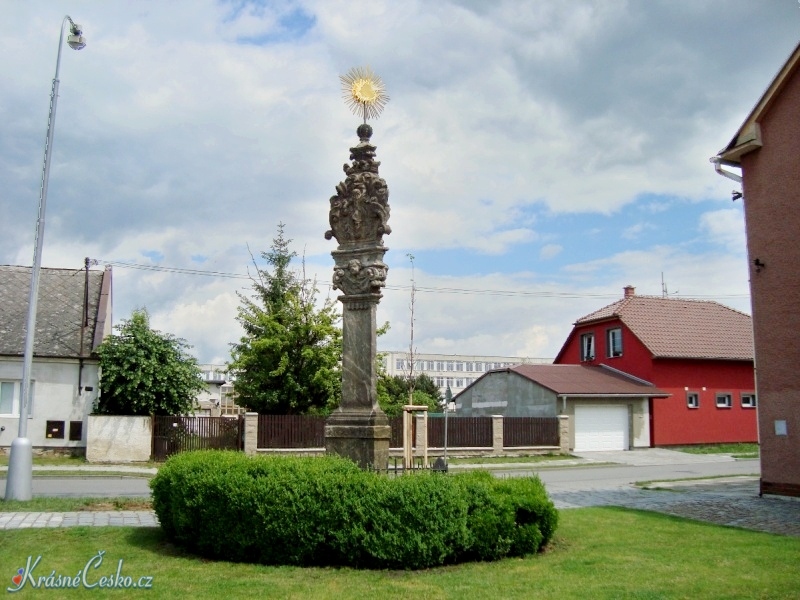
[0,511,159,529]
[551,478,800,537]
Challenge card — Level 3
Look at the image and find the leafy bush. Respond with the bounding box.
[151,451,557,569]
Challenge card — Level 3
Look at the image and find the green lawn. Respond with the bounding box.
[0,454,90,467]
[1,497,151,513]
[2,508,797,599]
[448,453,574,465]
[671,443,759,459]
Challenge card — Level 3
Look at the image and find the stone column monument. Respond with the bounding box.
[324,67,391,470]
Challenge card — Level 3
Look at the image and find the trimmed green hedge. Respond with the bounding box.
[151,451,558,569]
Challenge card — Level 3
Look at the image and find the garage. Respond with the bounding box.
[574,404,629,451]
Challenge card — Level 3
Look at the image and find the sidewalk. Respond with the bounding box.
[0,511,159,529]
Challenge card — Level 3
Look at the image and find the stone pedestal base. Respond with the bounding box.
[325,410,390,470]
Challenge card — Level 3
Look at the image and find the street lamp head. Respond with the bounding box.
[67,23,86,50]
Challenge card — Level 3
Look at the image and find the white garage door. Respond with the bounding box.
[574,405,629,451]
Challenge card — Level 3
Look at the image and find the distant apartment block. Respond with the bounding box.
[381,351,553,395]
[197,364,243,416]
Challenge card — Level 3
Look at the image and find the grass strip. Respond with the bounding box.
[672,443,759,456]
[0,497,152,513]
[449,454,574,465]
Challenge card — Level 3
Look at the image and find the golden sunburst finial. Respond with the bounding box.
[340,66,389,123]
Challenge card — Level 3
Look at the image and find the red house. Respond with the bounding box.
[554,286,756,446]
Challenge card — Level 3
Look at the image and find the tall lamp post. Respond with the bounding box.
[5,16,86,501]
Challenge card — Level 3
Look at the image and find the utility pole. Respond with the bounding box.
[406,253,417,405]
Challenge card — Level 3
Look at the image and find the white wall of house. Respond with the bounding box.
[0,356,99,450]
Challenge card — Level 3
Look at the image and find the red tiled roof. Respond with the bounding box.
[508,364,667,397]
[575,295,753,360]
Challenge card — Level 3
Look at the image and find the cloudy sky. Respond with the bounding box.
[2,1,798,365]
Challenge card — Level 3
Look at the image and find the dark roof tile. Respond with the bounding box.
[575,295,753,360]
[508,364,667,396]
[0,265,109,358]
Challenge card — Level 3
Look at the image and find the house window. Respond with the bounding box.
[455,378,464,388]
[716,393,733,409]
[687,392,699,409]
[436,362,445,371]
[607,328,623,357]
[0,381,34,417]
[435,377,444,387]
[395,359,405,370]
[447,362,454,371]
[465,362,473,371]
[741,393,757,408]
[456,362,464,371]
[580,333,595,361]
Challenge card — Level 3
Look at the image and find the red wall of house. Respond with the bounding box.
[649,359,756,445]
[557,320,757,445]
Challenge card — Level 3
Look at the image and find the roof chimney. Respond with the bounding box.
[623,285,635,299]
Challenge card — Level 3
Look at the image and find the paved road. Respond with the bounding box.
[1,476,152,498]
[2,452,759,498]
[515,460,759,492]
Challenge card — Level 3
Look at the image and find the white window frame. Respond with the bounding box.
[716,393,733,409]
[686,391,699,409]
[580,333,595,361]
[607,327,623,357]
[741,393,757,408]
[0,380,34,417]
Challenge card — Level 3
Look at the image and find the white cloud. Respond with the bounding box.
[2,0,788,362]
[699,208,746,253]
[539,244,563,260]
[622,222,656,240]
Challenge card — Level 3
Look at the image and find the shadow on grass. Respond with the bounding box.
[124,527,193,559]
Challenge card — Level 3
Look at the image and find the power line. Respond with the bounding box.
[93,259,750,301]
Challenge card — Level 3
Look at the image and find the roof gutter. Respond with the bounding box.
[709,155,742,184]
[557,393,669,399]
